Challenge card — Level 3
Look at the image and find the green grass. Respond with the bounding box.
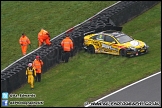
[1,1,117,70]
[2,1,161,107]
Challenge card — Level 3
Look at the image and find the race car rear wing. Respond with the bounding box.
[84,26,123,36]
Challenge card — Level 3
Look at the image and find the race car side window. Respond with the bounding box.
[105,36,116,42]
[96,35,104,41]
[91,35,97,40]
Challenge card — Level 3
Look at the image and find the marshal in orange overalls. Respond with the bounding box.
[61,35,74,63]
[38,29,51,47]
[32,56,44,82]
[19,33,31,56]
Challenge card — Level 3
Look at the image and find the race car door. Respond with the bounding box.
[94,34,105,53]
[101,36,118,55]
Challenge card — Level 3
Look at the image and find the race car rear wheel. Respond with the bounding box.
[87,45,95,54]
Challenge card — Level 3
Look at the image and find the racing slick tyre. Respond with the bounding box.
[87,45,95,54]
[119,49,126,57]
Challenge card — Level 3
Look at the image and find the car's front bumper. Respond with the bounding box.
[126,45,149,56]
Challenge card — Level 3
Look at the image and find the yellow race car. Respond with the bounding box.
[83,30,149,57]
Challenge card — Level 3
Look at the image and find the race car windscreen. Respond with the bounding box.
[114,34,134,44]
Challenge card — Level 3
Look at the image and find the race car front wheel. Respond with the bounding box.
[119,49,126,57]
[87,45,95,54]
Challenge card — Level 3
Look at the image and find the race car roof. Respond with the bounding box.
[111,32,124,37]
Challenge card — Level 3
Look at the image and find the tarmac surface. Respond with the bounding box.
[85,71,161,107]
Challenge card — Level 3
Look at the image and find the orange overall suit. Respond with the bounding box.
[32,56,44,82]
[19,33,31,56]
[61,35,73,63]
[38,29,51,47]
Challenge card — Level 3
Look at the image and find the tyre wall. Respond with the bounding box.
[1,1,160,94]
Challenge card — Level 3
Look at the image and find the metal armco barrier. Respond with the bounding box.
[1,1,160,94]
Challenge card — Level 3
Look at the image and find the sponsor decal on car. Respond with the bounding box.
[101,44,118,51]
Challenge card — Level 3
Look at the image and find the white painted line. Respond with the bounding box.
[85,71,161,107]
